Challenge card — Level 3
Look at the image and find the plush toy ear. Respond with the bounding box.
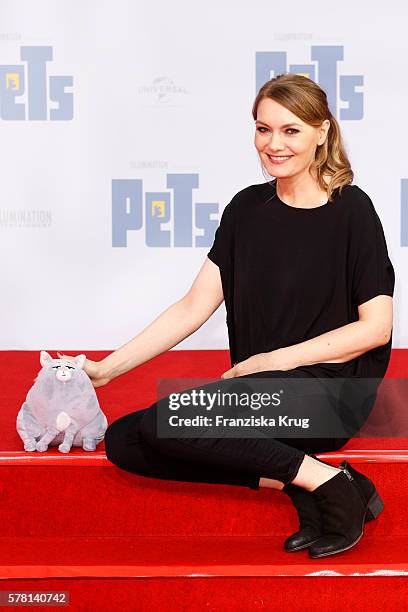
[74,354,87,369]
[40,351,52,368]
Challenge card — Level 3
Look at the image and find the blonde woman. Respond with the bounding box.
[60,73,395,558]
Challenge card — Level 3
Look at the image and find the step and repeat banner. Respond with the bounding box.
[1,0,406,350]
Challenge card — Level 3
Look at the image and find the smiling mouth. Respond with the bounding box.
[266,154,293,162]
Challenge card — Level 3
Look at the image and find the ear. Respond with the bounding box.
[40,351,52,367]
[319,119,330,144]
[74,354,87,369]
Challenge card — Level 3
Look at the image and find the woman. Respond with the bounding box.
[59,73,395,558]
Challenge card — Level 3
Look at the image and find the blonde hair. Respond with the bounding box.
[252,73,353,202]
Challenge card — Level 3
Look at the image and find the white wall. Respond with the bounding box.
[1,0,406,350]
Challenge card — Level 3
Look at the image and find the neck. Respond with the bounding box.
[275,174,328,208]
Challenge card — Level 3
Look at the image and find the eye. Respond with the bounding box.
[256,127,299,135]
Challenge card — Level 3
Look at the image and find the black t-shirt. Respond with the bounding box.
[207,179,395,381]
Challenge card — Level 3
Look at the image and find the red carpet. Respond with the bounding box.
[1,349,408,610]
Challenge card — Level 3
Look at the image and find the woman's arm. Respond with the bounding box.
[221,295,393,378]
[76,257,224,386]
[271,294,393,370]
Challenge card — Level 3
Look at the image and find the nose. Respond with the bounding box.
[267,135,286,152]
[56,366,72,382]
[260,130,286,152]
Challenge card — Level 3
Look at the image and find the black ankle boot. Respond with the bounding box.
[282,483,322,551]
[282,454,328,552]
[308,464,384,558]
[339,460,384,522]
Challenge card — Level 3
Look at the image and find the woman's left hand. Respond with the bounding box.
[220,349,296,379]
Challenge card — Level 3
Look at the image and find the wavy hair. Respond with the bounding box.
[252,73,353,202]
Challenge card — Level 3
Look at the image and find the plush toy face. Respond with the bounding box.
[39,350,86,384]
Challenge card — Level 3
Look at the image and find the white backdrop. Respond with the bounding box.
[1,0,406,351]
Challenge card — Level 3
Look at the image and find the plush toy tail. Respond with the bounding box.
[56,411,71,431]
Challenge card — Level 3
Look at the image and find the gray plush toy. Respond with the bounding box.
[16,350,108,453]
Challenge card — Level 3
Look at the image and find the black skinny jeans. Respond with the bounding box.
[104,369,352,489]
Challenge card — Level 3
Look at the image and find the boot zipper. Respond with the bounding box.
[342,465,368,508]
[342,466,354,482]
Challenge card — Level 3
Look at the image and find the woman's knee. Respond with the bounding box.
[139,408,158,444]
[104,413,147,468]
[139,407,191,458]
[104,417,130,466]
[104,411,163,476]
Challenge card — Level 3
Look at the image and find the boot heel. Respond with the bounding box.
[365,490,384,521]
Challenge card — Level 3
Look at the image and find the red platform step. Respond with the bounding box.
[1,349,407,610]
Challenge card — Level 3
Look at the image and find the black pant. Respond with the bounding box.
[104,370,351,489]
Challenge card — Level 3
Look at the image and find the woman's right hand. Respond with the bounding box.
[57,352,111,389]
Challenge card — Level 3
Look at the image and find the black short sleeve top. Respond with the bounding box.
[207,180,395,380]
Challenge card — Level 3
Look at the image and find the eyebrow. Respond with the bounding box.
[255,120,302,128]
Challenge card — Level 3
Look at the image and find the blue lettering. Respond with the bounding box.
[0,46,73,121]
[112,179,143,247]
[111,175,219,248]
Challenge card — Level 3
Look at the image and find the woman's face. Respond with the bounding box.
[254,97,329,178]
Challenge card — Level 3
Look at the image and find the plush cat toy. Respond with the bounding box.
[16,350,108,453]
